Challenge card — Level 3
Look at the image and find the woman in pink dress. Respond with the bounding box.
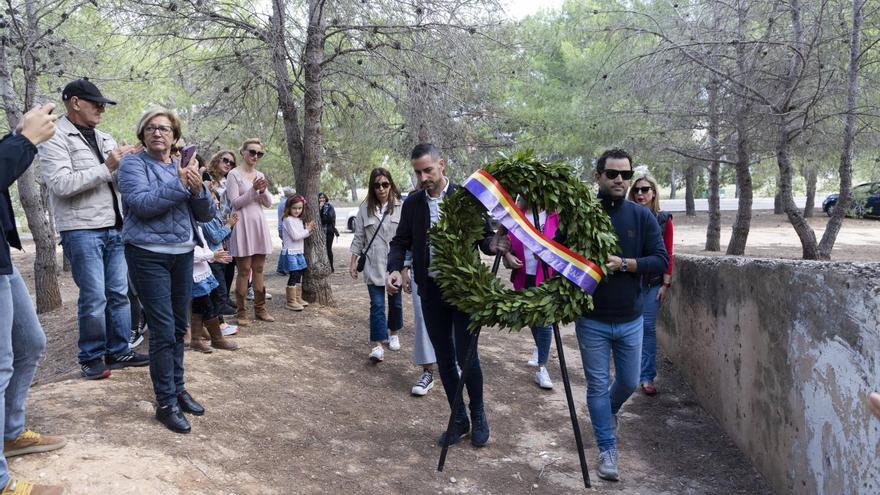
[226,138,274,325]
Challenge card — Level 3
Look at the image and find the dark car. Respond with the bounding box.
[823,182,880,218]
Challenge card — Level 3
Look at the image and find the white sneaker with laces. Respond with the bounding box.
[369,345,384,362]
[527,347,539,367]
[221,323,239,336]
[388,335,401,351]
[535,366,553,389]
[411,370,435,396]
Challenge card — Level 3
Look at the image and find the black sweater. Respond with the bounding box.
[0,133,38,275]
[584,194,668,322]
[387,184,495,294]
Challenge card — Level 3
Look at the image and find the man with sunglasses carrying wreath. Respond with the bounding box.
[572,148,668,481]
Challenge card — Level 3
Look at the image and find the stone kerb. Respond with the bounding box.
[657,254,880,495]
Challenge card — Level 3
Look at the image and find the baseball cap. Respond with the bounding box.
[61,79,117,105]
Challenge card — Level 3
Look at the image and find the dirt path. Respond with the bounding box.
[12,210,876,494]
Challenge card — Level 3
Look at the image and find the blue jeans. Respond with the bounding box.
[0,267,47,486]
[575,316,643,451]
[420,278,484,414]
[641,285,661,383]
[60,228,131,363]
[531,325,553,365]
[367,284,402,343]
[125,245,193,407]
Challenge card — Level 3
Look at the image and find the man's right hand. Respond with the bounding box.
[105,142,141,172]
[17,103,58,145]
[386,271,403,295]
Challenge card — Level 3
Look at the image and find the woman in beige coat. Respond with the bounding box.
[350,168,402,363]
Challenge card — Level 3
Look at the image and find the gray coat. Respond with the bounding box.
[350,199,401,286]
[38,115,119,232]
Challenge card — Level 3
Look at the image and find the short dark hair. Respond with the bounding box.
[410,143,439,161]
[596,148,633,172]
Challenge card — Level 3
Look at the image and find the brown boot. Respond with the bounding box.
[298,284,309,306]
[205,317,239,351]
[285,286,303,311]
[189,313,213,353]
[235,288,250,327]
[254,288,275,321]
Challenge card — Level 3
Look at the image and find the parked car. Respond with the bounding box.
[823,182,880,218]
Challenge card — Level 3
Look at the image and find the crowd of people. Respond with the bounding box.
[0,79,682,493]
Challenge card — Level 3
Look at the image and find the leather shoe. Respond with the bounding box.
[177,391,205,416]
[156,404,191,434]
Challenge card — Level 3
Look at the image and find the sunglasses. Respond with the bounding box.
[245,149,265,159]
[603,169,634,180]
[374,181,391,190]
[633,186,653,194]
[221,157,236,166]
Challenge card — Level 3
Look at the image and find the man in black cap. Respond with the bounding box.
[38,79,148,379]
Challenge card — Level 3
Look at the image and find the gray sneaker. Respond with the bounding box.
[597,448,619,481]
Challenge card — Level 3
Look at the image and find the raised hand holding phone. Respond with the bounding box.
[17,103,59,145]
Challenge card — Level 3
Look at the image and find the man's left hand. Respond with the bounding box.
[489,228,511,255]
[606,255,623,272]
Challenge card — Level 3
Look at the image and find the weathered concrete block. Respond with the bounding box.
[658,254,880,495]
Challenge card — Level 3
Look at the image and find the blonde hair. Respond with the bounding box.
[239,138,263,155]
[627,175,661,213]
[135,108,182,145]
[207,150,236,181]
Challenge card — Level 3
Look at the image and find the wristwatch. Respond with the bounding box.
[620,258,628,272]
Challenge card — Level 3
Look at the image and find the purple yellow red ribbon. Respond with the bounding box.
[462,169,604,294]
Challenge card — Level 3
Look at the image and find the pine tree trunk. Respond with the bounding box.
[298,0,334,306]
[726,5,753,256]
[346,174,358,202]
[669,163,677,199]
[818,0,862,259]
[705,79,721,251]
[802,164,816,218]
[685,164,696,217]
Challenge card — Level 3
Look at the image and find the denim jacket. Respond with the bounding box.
[118,151,215,246]
[200,217,232,252]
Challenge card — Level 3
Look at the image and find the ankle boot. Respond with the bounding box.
[254,288,275,322]
[285,286,303,311]
[205,317,239,351]
[235,288,250,327]
[470,404,490,447]
[189,314,213,354]
[297,284,309,306]
[437,405,470,446]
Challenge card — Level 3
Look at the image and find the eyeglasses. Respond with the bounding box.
[374,181,391,190]
[221,157,235,166]
[144,125,173,135]
[245,149,265,159]
[602,169,634,181]
[633,186,653,194]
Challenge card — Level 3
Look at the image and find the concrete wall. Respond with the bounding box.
[658,254,880,495]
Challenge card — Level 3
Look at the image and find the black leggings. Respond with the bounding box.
[193,284,225,320]
[287,270,303,286]
[324,227,335,268]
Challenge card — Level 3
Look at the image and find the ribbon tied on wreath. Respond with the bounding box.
[462,169,604,294]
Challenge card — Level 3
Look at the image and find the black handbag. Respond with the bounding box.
[356,211,387,272]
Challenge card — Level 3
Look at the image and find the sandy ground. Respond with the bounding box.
[7,210,879,494]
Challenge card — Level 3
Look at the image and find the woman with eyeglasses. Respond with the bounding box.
[226,138,275,326]
[349,168,403,363]
[627,175,673,396]
[118,108,216,433]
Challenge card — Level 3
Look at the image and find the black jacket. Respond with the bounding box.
[585,194,668,322]
[0,133,37,275]
[387,183,495,293]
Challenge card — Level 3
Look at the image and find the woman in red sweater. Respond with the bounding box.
[627,175,673,396]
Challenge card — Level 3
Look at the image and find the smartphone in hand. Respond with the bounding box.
[179,144,197,168]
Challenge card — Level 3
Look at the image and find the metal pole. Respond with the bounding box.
[533,209,591,488]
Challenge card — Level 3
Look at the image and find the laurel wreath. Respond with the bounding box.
[430,151,619,331]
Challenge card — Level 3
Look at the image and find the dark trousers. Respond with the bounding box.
[419,277,484,415]
[223,261,236,302]
[324,227,335,269]
[125,245,192,407]
[287,270,303,286]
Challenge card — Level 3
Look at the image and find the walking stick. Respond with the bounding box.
[437,253,501,472]
[532,209,591,488]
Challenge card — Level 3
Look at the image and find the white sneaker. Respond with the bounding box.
[411,370,435,396]
[266,291,273,300]
[369,345,384,362]
[527,347,539,367]
[246,287,254,300]
[535,366,553,389]
[221,323,239,336]
[388,335,401,351]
